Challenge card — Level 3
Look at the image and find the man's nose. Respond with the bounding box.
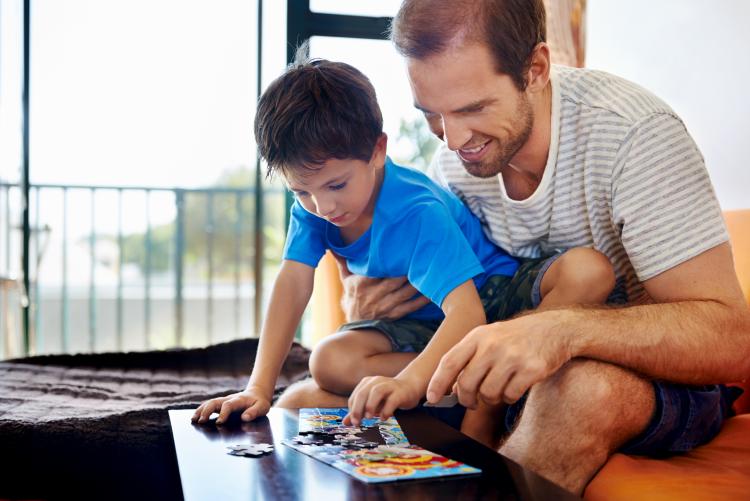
[442,116,472,152]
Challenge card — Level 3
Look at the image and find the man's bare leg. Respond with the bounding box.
[274,378,348,409]
[461,401,506,448]
[499,359,654,495]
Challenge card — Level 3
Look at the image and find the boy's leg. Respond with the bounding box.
[309,329,417,396]
[274,378,348,409]
[537,247,615,308]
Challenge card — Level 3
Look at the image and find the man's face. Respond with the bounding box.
[407,42,533,178]
[285,156,381,229]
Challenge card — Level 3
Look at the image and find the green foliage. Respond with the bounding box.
[114,117,441,280]
[121,224,173,273]
[392,116,440,171]
[115,166,286,279]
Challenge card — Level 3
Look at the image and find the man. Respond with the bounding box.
[277,0,750,494]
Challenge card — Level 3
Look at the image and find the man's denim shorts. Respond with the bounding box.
[426,382,743,456]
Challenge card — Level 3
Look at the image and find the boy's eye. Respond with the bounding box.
[294,190,309,198]
[329,182,347,191]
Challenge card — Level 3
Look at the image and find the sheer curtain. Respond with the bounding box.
[543,0,586,68]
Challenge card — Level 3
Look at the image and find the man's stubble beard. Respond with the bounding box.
[460,95,534,179]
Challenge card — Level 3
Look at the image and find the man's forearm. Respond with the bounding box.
[557,299,750,383]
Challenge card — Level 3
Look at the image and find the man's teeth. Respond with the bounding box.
[462,143,486,154]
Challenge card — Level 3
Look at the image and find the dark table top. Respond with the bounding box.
[169,408,580,501]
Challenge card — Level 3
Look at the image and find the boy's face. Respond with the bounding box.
[285,135,387,231]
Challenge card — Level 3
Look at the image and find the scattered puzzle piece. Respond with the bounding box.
[291,435,325,446]
[226,443,274,457]
[422,393,459,408]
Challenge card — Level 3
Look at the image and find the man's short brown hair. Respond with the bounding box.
[254,50,383,178]
[390,0,546,90]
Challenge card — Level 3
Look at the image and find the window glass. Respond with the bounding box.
[309,1,400,17]
[25,0,265,354]
[309,36,439,171]
[0,0,24,358]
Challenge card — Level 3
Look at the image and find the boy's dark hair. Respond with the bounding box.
[254,46,383,178]
[390,0,546,91]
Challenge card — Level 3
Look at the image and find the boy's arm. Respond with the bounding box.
[193,259,314,424]
[246,259,315,397]
[346,279,486,424]
[398,280,486,391]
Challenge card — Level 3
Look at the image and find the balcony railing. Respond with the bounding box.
[0,181,286,358]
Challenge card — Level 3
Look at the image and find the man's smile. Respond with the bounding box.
[458,139,491,163]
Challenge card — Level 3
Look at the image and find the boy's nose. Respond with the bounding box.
[314,196,335,217]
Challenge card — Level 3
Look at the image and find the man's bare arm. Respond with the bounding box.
[427,242,750,406]
[566,242,750,383]
[333,253,431,321]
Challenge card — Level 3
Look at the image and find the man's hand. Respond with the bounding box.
[334,253,430,321]
[426,311,574,408]
[191,386,272,425]
[343,375,423,425]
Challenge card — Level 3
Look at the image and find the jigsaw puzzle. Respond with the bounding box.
[282,408,481,483]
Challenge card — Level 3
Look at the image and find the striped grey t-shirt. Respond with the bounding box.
[431,65,728,304]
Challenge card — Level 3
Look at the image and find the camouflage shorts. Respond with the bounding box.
[338,254,560,353]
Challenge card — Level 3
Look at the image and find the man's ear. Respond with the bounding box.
[526,42,551,94]
[370,133,388,166]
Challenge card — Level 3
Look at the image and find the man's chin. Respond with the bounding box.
[460,159,504,178]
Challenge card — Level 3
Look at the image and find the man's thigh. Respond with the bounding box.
[506,359,735,456]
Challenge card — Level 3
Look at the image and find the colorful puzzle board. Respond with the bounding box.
[282,408,481,484]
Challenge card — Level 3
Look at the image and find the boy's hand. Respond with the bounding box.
[343,375,423,426]
[191,386,272,425]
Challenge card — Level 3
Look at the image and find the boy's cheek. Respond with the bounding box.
[298,200,318,217]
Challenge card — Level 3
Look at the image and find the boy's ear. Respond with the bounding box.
[370,133,388,166]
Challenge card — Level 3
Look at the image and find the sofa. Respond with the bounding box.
[309,209,750,499]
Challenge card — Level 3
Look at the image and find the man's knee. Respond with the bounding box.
[531,359,654,435]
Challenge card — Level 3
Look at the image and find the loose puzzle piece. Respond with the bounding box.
[422,393,459,408]
[282,408,481,483]
[226,443,275,458]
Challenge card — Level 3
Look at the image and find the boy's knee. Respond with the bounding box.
[309,336,353,394]
[558,248,616,299]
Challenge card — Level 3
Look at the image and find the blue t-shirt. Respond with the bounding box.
[282,158,519,321]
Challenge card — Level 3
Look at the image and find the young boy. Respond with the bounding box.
[191,55,615,445]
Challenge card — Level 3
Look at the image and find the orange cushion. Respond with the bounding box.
[585,414,750,500]
[724,209,750,414]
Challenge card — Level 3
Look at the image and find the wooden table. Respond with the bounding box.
[169,408,580,500]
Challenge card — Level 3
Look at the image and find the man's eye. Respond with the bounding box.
[329,182,347,191]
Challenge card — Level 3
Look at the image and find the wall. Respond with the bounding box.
[587,0,750,210]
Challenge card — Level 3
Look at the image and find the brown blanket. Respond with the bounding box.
[0,338,310,500]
